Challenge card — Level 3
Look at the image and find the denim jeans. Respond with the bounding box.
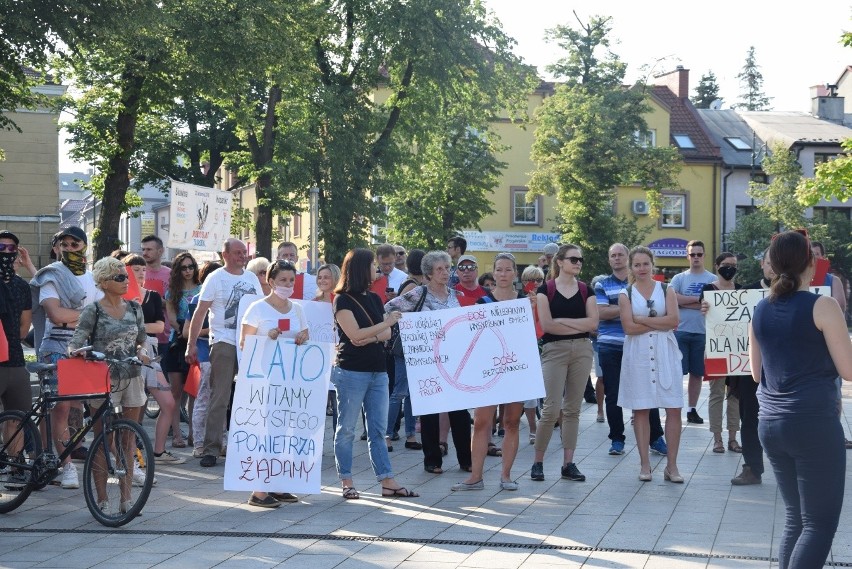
[759,414,845,569]
[599,343,663,443]
[387,356,415,438]
[331,366,394,481]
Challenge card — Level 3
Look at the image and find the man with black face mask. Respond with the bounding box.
[0,230,33,417]
[29,226,103,490]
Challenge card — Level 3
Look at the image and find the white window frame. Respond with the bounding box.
[511,187,542,226]
[659,193,688,229]
[634,129,657,148]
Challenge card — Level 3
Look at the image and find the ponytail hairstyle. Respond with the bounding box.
[768,230,812,301]
[549,244,581,279]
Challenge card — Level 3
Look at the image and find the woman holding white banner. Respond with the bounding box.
[530,244,598,484]
[385,250,472,476]
[451,252,528,492]
[332,248,418,499]
[749,230,852,569]
[618,246,684,483]
[239,260,309,508]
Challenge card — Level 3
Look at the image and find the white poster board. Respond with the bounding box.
[401,299,545,415]
[167,181,232,252]
[224,336,332,493]
[300,300,337,344]
[704,286,830,376]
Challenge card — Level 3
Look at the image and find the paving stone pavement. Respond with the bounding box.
[1,376,851,569]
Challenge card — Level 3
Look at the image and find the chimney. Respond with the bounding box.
[655,65,690,99]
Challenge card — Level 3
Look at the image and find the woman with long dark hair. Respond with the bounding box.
[749,230,852,568]
[331,248,417,499]
[162,252,200,448]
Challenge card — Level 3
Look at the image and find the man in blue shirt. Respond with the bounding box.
[595,243,666,456]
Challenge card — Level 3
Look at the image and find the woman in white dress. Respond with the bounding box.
[239,260,309,507]
[618,247,684,483]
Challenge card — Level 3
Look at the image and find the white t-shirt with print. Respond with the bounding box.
[241,298,307,339]
[198,268,261,345]
[39,272,103,340]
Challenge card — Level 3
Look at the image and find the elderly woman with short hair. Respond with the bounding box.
[386,250,472,474]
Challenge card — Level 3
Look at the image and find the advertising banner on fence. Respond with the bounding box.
[167,181,232,252]
[704,287,830,377]
[461,231,560,253]
[401,299,545,415]
[224,336,332,493]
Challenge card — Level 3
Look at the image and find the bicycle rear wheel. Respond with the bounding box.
[0,410,41,513]
[83,419,154,527]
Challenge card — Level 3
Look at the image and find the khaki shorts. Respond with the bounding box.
[88,375,147,410]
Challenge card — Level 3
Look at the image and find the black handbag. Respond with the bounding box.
[389,286,427,357]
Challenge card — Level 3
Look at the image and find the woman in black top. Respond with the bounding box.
[531,244,598,483]
[332,248,417,499]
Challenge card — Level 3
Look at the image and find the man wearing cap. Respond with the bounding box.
[0,230,33,418]
[29,226,103,489]
[453,255,488,306]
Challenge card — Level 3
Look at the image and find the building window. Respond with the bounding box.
[735,205,757,219]
[660,194,687,228]
[511,187,541,226]
[634,129,656,148]
[672,134,695,149]
[812,206,851,221]
[724,137,751,150]
[292,213,302,237]
[814,153,840,165]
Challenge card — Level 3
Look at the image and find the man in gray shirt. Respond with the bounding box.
[670,240,716,424]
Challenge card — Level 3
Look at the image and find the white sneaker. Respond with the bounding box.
[154,450,186,465]
[60,462,79,489]
[132,467,157,487]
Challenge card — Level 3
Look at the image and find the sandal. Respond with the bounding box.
[424,465,443,474]
[713,439,725,453]
[382,486,419,498]
[172,437,187,449]
[487,443,503,457]
[728,440,742,453]
[438,442,448,456]
[405,440,423,450]
[342,486,360,500]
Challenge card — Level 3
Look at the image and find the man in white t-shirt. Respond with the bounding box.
[670,239,716,424]
[186,238,260,467]
[30,226,103,489]
[276,241,317,299]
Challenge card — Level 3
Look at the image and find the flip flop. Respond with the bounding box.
[382,486,419,498]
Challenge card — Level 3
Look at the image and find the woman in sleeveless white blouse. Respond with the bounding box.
[618,247,684,483]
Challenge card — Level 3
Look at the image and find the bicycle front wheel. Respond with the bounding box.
[0,410,41,514]
[83,419,154,527]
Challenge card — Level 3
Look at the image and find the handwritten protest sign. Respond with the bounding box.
[401,299,545,415]
[224,336,332,493]
[704,286,830,376]
[300,300,337,344]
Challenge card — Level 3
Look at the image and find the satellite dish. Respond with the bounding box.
[710,99,723,110]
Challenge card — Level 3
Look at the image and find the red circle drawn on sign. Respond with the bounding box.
[432,313,511,393]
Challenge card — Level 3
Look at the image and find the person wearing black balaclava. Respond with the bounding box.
[0,230,33,416]
[29,226,103,490]
[698,252,742,455]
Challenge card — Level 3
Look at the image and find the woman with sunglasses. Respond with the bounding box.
[163,252,201,448]
[618,246,683,482]
[531,244,598,483]
[749,230,852,569]
[238,260,309,508]
[699,252,741,454]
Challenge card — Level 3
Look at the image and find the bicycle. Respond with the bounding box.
[0,346,155,527]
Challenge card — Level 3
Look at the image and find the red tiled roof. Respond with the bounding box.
[650,85,720,162]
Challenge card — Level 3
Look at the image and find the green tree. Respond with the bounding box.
[733,46,772,111]
[383,117,505,251]
[747,142,806,229]
[724,210,777,285]
[691,71,722,109]
[797,138,852,206]
[528,14,681,275]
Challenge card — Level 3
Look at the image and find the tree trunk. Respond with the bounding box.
[93,61,145,260]
[254,173,273,260]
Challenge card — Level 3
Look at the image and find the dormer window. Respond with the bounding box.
[672,135,695,149]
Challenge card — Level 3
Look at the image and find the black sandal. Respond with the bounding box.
[438,442,448,456]
[487,443,502,457]
[342,486,360,499]
[405,440,423,450]
[424,465,444,474]
[382,486,419,498]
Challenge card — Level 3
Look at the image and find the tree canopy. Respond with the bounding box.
[733,46,772,111]
[691,71,722,109]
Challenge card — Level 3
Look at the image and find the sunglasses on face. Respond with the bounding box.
[647,299,657,317]
[108,274,129,283]
[180,264,197,271]
[0,244,17,253]
[457,265,477,272]
[396,251,406,256]
[688,252,704,258]
[565,256,583,264]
